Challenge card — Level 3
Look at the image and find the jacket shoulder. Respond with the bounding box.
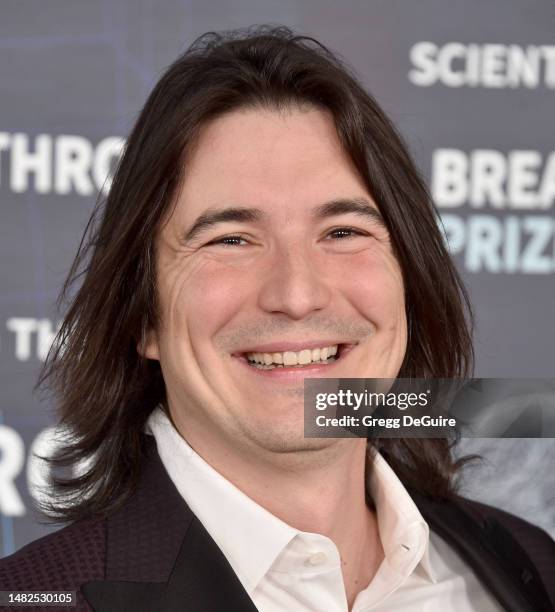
[457,495,555,554]
[456,495,555,605]
[0,516,106,592]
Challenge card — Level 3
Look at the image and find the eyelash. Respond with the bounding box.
[206,227,369,247]
[326,227,368,240]
[207,235,248,246]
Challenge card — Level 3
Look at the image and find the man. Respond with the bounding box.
[0,26,553,612]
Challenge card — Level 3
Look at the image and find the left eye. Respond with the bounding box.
[326,228,367,240]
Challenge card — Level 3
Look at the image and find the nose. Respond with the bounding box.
[257,245,332,320]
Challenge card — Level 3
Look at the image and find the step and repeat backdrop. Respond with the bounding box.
[1,0,554,556]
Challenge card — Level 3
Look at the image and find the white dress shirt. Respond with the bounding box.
[145,408,502,611]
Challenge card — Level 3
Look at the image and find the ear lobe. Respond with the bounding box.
[137,328,160,361]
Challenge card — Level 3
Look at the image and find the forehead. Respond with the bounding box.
[173,106,374,223]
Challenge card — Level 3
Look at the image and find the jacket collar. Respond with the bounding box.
[82,437,258,612]
[82,438,552,612]
[410,489,553,612]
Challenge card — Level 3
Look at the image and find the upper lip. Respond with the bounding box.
[233,340,356,355]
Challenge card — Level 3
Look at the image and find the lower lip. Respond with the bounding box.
[233,345,355,382]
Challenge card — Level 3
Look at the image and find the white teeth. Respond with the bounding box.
[283,351,297,366]
[245,344,340,368]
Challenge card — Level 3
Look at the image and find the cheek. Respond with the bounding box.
[341,252,407,375]
[166,257,252,351]
[332,249,406,325]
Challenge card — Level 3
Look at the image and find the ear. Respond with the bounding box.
[137,328,160,361]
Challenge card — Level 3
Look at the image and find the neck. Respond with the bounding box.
[176,420,384,608]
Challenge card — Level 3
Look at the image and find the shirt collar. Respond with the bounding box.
[368,451,437,583]
[145,407,437,594]
[145,408,297,594]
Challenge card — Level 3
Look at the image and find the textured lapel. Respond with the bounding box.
[82,437,258,612]
[411,490,554,612]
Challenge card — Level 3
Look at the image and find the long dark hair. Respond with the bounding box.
[38,25,475,523]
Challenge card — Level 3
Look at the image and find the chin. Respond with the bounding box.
[242,426,337,455]
[260,438,339,456]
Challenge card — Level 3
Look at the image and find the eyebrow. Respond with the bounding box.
[312,198,385,227]
[182,207,266,243]
[181,197,386,243]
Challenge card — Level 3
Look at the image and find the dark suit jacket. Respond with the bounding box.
[1,437,554,612]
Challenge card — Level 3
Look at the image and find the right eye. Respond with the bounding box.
[205,234,249,247]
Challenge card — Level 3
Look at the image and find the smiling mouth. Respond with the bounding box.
[242,344,349,370]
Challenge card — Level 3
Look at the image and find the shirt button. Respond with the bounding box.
[306,551,327,566]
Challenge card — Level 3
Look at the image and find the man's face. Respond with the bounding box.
[143,106,407,461]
